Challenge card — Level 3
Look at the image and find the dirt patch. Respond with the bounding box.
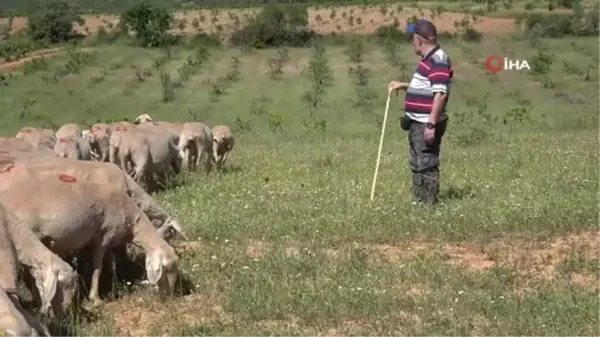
[442,243,495,271]
[488,231,600,281]
[569,272,599,289]
[246,239,268,259]
[172,240,205,255]
[370,231,598,277]
[1,5,517,39]
[101,293,228,336]
[168,232,598,280]
[374,241,431,263]
[0,47,93,72]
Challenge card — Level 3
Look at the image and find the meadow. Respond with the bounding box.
[0,1,598,335]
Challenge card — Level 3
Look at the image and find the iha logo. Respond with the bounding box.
[485,55,531,73]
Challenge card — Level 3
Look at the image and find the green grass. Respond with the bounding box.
[1,34,598,335]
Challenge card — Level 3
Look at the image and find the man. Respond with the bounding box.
[388,19,453,205]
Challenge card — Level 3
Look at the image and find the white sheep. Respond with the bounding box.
[0,177,180,306]
[54,123,81,139]
[0,154,186,242]
[177,122,213,173]
[211,125,235,170]
[0,205,51,336]
[3,208,77,318]
[53,135,93,161]
[109,125,181,189]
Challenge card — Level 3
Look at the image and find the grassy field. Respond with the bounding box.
[0,15,599,336]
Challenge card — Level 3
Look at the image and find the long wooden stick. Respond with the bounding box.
[370,93,391,201]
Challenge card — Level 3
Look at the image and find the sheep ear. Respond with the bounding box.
[167,220,188,241]
[145,254,163,284]
[151,219,162,229]
[42,269,58,309]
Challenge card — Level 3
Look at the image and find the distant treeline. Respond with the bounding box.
[0,0,435,16]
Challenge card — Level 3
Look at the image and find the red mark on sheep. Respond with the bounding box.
[0,161,15,174]
[58,174,77,183]
[116,126,128,132]
[59,137,67,143]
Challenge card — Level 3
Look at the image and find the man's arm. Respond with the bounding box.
[429,92,447,124]
[427,61,452,125]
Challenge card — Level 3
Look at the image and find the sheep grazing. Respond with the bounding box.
[109,124,181,190]
[211,125,235,170]
[0,137,56,159]
[0,177,180,305]
[0,155,186,242]
[0,115,239,326]
[87,123,112,162]
[134,113,154,124]
[3,208,77,318]
[0,205,51,337]
[55,123,81,139]
[0,286,50,337]
[53,135,93,161]
[178,122,213,173]
[14,127,56,151]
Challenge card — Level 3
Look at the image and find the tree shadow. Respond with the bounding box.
[440,185,477,201]
[215,164,242,175]
[73,244,194,303]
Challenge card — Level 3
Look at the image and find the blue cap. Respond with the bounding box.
[406,19,437,39]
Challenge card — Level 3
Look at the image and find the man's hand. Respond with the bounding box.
[388,81,409,94]
[424,126,435,144]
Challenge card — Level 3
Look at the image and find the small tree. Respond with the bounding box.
[119,3,174,48]
[230,4,314,48]
[28,0,84,43]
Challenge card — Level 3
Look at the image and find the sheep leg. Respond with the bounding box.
[132,151,149,183]
[187,148,195,171]
[89,244,107,306]
[156,168,168,188]
[105,249,117,295]
[203,149,213,175]
[119,152,130,175]
[219,151,229,169]
[177,138,189,169]
[132,163,147,183]
[193,138,204,171]
[101,143,110,162]
[170,154,182,175]
[212,144,220,164]
[222,151,229,164]
[109,144,118,165]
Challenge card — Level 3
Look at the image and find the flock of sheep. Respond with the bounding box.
[0,113,235,336]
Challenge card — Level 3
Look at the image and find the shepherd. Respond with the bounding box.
[388,19,454,206]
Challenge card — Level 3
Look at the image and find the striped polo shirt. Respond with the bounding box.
[404,45,453,123]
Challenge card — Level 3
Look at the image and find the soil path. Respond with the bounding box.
[0,47,92,72]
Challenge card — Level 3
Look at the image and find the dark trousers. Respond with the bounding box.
[408,119,448,205]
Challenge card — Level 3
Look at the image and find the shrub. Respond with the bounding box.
[0,38,36,62]
[119,3,174,48]
[375,25,409,41]
[557,0,578,8]
[524,13,573,37]
[27,0,84,43]
[521,6,599,37]
[230,4,315,48]
[185,32,221,48]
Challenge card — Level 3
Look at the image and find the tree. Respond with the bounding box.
[28,0,84,43]
[119,3,174,48]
